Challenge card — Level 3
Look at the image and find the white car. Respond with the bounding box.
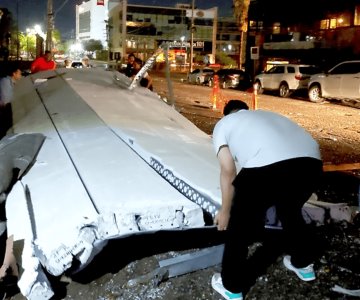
[308,60,360,103]
[187,68,214,85]
[254,64,321,98]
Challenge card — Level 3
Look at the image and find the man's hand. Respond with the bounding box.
[214,208,230,231]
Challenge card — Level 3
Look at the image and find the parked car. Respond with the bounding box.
[254,64,321,98]
[209,69,253,90]
[308,60,360,103]
[187,68,214,85]
[71,61,84,68]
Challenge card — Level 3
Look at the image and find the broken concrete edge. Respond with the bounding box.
[17,239,54,300]
[44,206,204,276]
[16,206,205,298]
[307,198,358,223]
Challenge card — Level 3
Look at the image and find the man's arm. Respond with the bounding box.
[214,146,237,230]
[30,59,39,73]
[146,75,153,89]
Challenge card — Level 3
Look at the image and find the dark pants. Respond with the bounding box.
[0,103,13,139]
[221,157,323,294]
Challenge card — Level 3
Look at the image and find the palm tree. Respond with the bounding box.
[233,0,250,69]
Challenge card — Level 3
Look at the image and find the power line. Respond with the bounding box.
[54,0,70,18]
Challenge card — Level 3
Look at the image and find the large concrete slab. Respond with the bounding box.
[6,68,214,298]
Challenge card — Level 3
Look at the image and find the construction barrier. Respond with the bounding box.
[251,83,259,110]
[210,75,226,111]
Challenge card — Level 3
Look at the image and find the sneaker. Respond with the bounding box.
[283,255,316,281]
[211,273,243,300]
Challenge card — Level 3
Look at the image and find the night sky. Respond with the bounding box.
[0,0,233,40]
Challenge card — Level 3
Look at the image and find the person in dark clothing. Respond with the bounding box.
[131,58,153,91]
[0,64,22,139]
[211,100,324,300]
[124,53,136,77]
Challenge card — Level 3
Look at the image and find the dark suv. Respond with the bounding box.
[208,69,253,90]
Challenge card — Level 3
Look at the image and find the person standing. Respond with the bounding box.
[0,65,22,139]
[30,50,56,74]
[211,100,324,300]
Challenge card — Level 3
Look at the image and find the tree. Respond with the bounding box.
[233,0,250,69]
[52,29,62,53]
[216,51,237,68]
[83,39,103,52]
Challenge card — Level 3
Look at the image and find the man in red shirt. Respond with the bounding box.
[30,50,56,74]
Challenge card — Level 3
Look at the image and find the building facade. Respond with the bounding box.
[248,0,360,72]
[75,0,108,47]
[107,2,217,64]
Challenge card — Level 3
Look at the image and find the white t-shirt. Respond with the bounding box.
[212,110,321,168]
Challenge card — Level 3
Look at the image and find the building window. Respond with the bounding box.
[222,34,230,41]
[336,15,351,27]
[272,22,280,34]
[355,5,360,25]
[329,18,337,29]
[79,11,91,33]
[320,19,329,29]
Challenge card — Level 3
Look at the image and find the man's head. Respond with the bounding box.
[64,58,72,67]
[133,58,143,70]
[44,50,52,62]
[82,56,90,66]
[128,53,135,64]
[223,100,249,116]
[7,64,22,81]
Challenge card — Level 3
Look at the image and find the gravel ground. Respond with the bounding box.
[10,71,360,300]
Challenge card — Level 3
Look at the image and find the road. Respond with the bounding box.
[152,71,360,167]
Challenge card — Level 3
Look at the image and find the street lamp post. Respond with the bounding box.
[190,0,195,73]
[180,35,185,71]
[16,0,20,60]
[26,28,30,60]
[46,0,54,52]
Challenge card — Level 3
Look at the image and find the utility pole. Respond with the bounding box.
[46,0,54,52]
[211,7,217,65]
[121,0,127,62]
[190,0,195,72]
[16,0,20,60]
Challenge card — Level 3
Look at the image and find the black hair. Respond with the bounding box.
[44,50,51,55]
[128,53,136,58]
[223,100,249,115]
[134,58,143,66]
[5,63,20,76]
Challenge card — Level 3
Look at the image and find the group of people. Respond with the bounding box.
[124,53,153,91]
[64,56,92,69]
[0,50,56,138]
